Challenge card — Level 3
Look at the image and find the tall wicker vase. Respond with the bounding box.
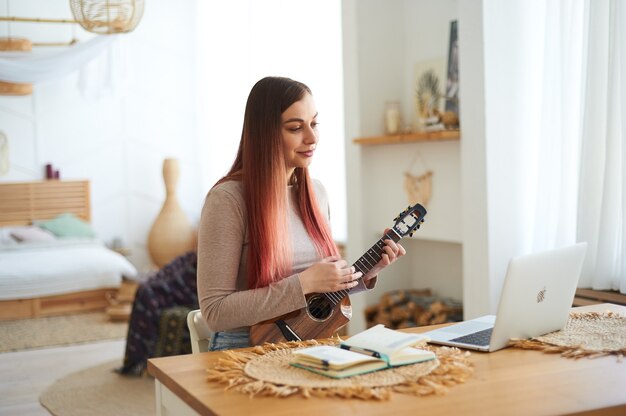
[147,158,195,268]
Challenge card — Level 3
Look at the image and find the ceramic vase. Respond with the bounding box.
[147,158,195,268]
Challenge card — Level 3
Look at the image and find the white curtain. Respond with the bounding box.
[0,35,117,83]
[530,0,585,253]
[532,0,625,293]
[576,0,626,293]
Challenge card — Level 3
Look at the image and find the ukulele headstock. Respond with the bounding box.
[392,204,427,238]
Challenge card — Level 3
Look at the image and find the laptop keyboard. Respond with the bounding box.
[449,327,493,346]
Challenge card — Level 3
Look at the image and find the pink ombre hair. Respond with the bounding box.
[215,77,338,289]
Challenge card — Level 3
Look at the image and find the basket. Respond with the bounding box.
[69,0,145,34]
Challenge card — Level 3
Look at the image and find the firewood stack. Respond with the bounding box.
[365,289,463,329]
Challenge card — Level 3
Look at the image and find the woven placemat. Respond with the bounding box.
[206,339,473,400]
[509,311,626,359]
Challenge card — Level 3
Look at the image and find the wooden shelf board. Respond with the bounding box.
[574,288,626,306]
[353,129,460,145]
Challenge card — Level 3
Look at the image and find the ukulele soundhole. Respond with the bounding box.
[306,295,334,322]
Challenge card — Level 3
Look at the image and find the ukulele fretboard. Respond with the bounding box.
[323,229,402,306]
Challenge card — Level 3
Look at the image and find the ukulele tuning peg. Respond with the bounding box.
[408,231,414,237]
[393,215,399,221]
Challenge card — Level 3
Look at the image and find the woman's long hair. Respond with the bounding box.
[216,77,338,289]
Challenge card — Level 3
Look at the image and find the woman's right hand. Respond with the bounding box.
[298,256,362,295]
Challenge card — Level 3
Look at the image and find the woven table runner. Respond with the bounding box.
[206,339,473,400]
[509,311,626,359]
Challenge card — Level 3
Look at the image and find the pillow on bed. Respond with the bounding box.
[37,213,96,238]
[0,227,18,245]
[10,226,57,242]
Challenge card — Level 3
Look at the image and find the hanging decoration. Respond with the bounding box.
[0,0,143,94]
[404,150,433,208]
[0,1,144,36]
[69,0,145,35]
[404,171,433,208]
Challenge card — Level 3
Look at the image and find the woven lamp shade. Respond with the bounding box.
[69,0,145,34]
[0,38,33,96]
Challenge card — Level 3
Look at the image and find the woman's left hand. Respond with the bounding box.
[362,228,406,283]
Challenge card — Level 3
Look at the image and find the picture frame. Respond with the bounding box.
[413,59,445,131]
[445,20,459,115]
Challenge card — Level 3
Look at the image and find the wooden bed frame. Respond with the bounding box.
[0,180,119,320]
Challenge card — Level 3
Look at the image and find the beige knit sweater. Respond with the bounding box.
[197,179,373,333]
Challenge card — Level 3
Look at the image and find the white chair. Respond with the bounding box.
[187,309,212,354]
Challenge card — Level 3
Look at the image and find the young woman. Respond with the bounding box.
[197,76,405,350]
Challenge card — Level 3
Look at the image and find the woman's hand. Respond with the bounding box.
[298,256,363,295]
[362,228,406,284]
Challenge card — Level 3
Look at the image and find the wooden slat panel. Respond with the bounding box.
[0,201,34,209]
[0,288,118,320]
[0,219,31,226]
[0,211,35,219]
[38,288,114,315]
[0,180,91,225]
[0,299,35,320]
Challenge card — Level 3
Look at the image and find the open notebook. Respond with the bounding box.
[290,325,434,378]
[423,243,588,352]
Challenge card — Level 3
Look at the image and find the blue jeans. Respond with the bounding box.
[208,330,250,351]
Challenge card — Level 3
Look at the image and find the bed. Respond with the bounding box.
[0,180,137,320]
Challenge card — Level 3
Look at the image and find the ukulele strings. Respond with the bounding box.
[308,238,387,317]
[308,210,423,319]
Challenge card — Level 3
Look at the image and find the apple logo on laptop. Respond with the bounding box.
[537,286,547,303]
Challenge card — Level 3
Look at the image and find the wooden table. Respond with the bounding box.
[148,303,626,416]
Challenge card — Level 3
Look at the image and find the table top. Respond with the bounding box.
[148,303,626,416]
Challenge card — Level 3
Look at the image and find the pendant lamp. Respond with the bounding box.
[69,0,145,34]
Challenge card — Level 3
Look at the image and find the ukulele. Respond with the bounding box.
[249,203,427,346]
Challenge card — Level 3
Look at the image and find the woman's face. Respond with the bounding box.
[281,93,319,175]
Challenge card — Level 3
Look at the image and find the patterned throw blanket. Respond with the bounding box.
[117,251,199,376]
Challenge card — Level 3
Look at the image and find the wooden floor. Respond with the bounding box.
[0,339,126,415]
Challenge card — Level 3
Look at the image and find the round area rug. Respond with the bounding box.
[0,313,128,352]
[40,359,154,416]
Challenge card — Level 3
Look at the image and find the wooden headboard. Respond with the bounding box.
[0,180,91,226]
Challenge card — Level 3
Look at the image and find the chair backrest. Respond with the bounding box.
[187,309,212,354]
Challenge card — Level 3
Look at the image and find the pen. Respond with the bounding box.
[339,344,381,359]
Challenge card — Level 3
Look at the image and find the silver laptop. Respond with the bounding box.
[423,242,588,352]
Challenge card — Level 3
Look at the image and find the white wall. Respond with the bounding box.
[344,0,561,326]
[1,0,347,272]
[0,0,202,271]
[1,0,524,328]
[457,0,490,318]
[343,0,462,334]
[459,0,561,318]
[195,0,347,242]
[351,0,550,324]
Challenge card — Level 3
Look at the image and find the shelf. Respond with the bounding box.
[353,129,460,145]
